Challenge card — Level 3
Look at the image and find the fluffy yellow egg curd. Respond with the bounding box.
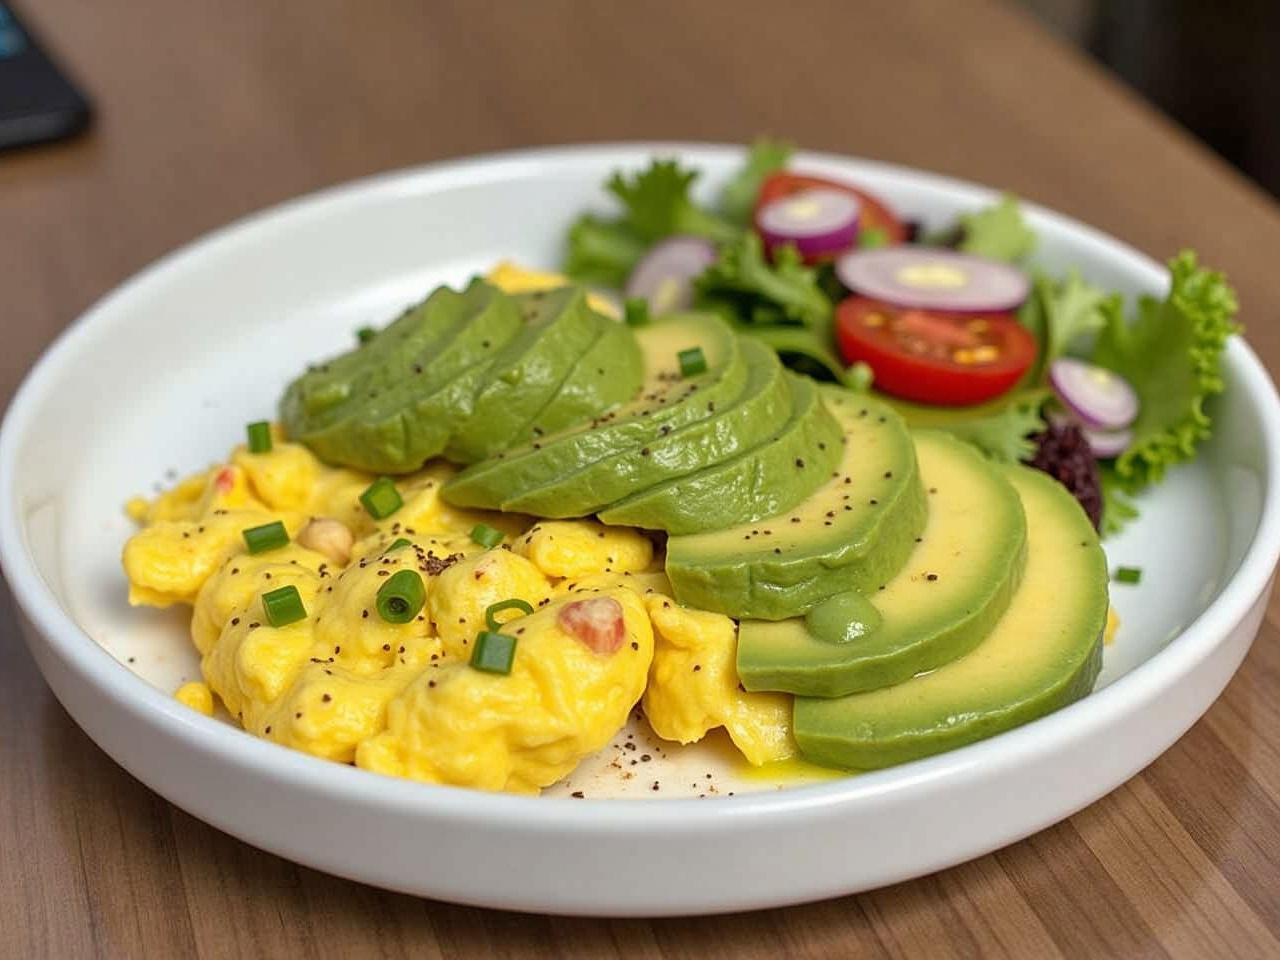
[123,431,795,795]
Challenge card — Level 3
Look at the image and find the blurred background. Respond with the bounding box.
[1022,0,1280,198]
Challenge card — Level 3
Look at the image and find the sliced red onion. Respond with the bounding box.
[624,236,718,314]
[1081,424,1133,459]
[1048,408,1134,459]
[1048,357,1139,431]
[835,247,1029,312]
[756,188,860,259]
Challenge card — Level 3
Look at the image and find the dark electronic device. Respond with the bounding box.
[0,4,90,150]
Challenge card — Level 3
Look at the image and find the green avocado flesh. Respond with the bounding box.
[282,279,502,435]
[506,339,792,517]
[285,280,524,473]
[793,464,1108,770]
[664,392,926,621]
[281,281,645,474]
[442,312,742,509]
[736,431,1027,697]
[597,373,842,533]
[444,288,628,463]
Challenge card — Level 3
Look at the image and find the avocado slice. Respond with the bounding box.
[285,280,524,472]
[281,281,474,432]
[444,288,617,463]
[442,313,743,510]
[665,392,926,621]
[793,464,1108,770]
[737,431,1027,697]
[498,316,644,451]
[505,338,791,517]
[597,373,841,533]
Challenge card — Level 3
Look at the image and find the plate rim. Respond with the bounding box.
[3,141,1279,830]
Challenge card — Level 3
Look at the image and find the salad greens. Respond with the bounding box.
[694,233,831,329]
[957,194,1037,263]
[719,138,793,227]
[1092,251,1240,492]
[1017,270,1112,384]
[560,142,1240,537]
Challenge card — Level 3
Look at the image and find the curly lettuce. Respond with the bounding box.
[1092,251,1240,492]
[564,158,738,286]
[693,233,831,329]
[1017,269,1114,383]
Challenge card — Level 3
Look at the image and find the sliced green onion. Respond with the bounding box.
[376,569,425,623]
[386,537,412,553]
[246,421,273,454]
[470,522,503,549]
[1114,566,1142,585]
[858,226,889,250]
[262,584,306,627]
[356,326,377,344]
[624,297,650,327]
[470,630,518,675]
[243,520,289,554]
[360,477,403,519]
[678,346,707,377]
[485,598,534,632]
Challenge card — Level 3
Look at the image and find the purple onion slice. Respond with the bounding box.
[1048,357,1139,431]
[624,236,718,315]
[1081,424,1134,459]
[756,188,860,259]
[835,247,1030,312]
[1048,408,1134,459]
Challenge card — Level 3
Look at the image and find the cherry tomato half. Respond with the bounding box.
[756,172,909,261]
[835,296,1036,406]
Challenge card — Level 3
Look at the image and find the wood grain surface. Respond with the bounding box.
[3,1,1279,956]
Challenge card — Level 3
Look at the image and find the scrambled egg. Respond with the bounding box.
[124,433,790,794]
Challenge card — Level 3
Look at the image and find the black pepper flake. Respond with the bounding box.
[869,499,879,506]
[795,458,805,468]
[322,693,332,703]
[361,609,369,619]
[382,643,391,651]
[248,622,261,629]
[230,617,240,626]
[692,664,701,672]
[630,641,639,650]
[571,791,585,799]
[926,573,939,581]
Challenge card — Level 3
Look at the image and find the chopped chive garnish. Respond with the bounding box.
[360,477,403,519]
[376,569,425,623]
[485,598,535,632]
[858,226,889,249]
[678,346,707,377]
[356,326,377,344]
[470,630,518,675]
[470,523,503,549]
[624,297,650,327]
[246,421,273,454]
[1114,566,1142,585]
[386,537,412,553]
[243,520,289,554]
[262,584,306,627]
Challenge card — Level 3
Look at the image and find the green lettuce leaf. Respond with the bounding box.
[957,195,1036,262]
[1017,269,1114,383]
[563,215,648,287]
[606,159,738,244]
[694,233,832,329]
[719,138,792,226]
[1099,463,1140,537]
[1092,251,1240,491]
[886,389,1050,463]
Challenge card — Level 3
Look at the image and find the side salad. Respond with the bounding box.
[562,139,1241,536]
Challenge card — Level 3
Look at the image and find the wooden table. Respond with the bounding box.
[4,1,1279,956]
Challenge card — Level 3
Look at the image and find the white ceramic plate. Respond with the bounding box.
[3,144,1278,916]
